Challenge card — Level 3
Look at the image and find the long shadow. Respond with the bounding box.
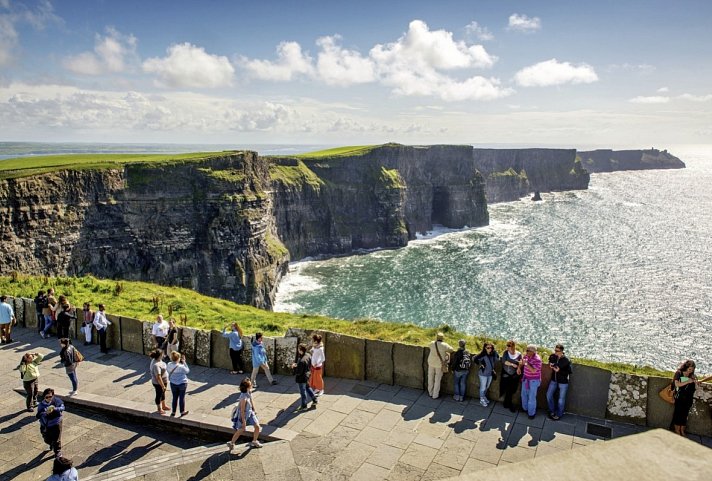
[213,392,240,410]
[76,433,143,469]
[185,451,234,481]
[98,439,163,472]
[1,450,53,481]
[0,411,38,435]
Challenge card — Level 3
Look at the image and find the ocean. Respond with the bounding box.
[275,145,712,373]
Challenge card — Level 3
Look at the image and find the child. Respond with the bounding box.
[250,332,276,389]
[227,378,262,451]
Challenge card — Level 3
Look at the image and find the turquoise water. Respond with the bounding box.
[276,146,712,373]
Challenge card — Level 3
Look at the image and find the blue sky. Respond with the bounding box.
[1,0,711,147]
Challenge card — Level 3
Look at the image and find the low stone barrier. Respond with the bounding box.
[365,339,393,385]
[210,330,232,370]
[195,329,211,367]
[275,336,298,375]
[13,297,25,328]
[393,343,425,389]
[325,331,365,381]
[121,317,145,354]
[181,327,197,364]
[607,372,648,426]
[24,298,36,328]
[566,364,611,419]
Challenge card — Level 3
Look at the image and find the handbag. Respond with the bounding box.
[435,342,449,373]
[658,385,675,405]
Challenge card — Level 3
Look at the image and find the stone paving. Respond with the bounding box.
[2,327,710,480]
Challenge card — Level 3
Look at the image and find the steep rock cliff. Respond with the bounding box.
[0,152,288,308]
[578,149,685,173]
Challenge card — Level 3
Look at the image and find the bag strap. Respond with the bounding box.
[435,342,444,362]
[168,364,179,380]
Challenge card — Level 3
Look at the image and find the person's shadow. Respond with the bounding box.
[0,409,38,435]
[1,450,53,480]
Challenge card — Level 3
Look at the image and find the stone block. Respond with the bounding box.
[688,382,712,436]
[263,336,276,369]
[24,298,37,329]
[195,329,211,367]
[13,297,24,327]
[275,336,298,375]
[240,335,252,369]
[210,330,232,371]
[366,339,394,385]
[142,322,154,354]
[566,364,611,419]
[121,317,145,354]
[105,314,121,350]
[646,376,676,429]
[393,343,425,389]
[325,331,365,381]
[285,327,314,347]
[607,372,647,425]
[180,327,197,364]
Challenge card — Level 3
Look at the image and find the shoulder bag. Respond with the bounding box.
[435,342,449,373]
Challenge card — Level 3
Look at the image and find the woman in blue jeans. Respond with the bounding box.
[167,351,190,417]
[473,342,500,406]
[291,343,318,411]
[451,340,472,402]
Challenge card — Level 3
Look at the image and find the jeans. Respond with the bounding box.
[521,379,541,416]
[298,382,317,407]
[454,370,468,399]
[98,327,108,353]
[42,316,54,336]
[546,381,569,417]
[170,382,187,414]
[37,314,45,333]
[229,348,245,372]
[478,374,493,401]
[67,371,78,392]
[153,383,166,406]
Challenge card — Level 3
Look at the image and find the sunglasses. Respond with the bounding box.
[44,396,53,400]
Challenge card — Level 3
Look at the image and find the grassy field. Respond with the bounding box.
[0,152,229,180]
[292,145,378,159]
[0,274,670,376]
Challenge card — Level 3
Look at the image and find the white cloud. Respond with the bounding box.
[0,14,18,66]
[464,21,494,41]
[678,93,712,102]
[241,41,314,81]
[316,35,375,86]
[657,87,669,93]
[63,27,137,75]
[0,0,60,67]
[514,58,598,87]
[508,13,541,33]
[629,95,670,104]
[143,43,235,88]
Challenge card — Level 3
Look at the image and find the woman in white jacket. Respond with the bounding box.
[309,333,325,396]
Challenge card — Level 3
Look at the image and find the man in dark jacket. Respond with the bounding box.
[34,290,47,334]
[36,388,65,457]
[56,304,76,339]
[546,344,572,420]
[291,344,318,411]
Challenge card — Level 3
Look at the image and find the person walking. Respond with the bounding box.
[92,304,111,353]
[250,333,276,389]
[519,344,542,419]
[292,343,318,411]
[452,340,472,402]
[222,323,245,374]
[167,351,190,417]
[0,294,16,344]
[227,378,262,451]
[81,303,94,346]
[426,332,454,399]
[56,302,76,340]
[40,288,57,338]
[500,340,522,412]
[671,360,699,437]
[59,339,81,395]
[149,349,170,414]
[34,290,47,335]
[151,315,169,353]
[165,318,179,360]
[18,352,44,411]
[473,342,500,407]
[546,344,572,420]
[36,388,65,458]
[46,456,78,481]
[309,333,325,396]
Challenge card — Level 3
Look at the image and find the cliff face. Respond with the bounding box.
[578,149,686,173]
[0,153,288,309]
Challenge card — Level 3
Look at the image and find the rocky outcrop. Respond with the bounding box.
[0,152,288,309]
[579,149,685,173]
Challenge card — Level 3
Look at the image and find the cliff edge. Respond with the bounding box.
[578,149,686,173]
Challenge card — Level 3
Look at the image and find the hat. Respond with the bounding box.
[436,332,444,341]
[458,339,466,348]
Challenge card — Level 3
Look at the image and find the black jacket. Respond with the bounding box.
[294,353,312,383]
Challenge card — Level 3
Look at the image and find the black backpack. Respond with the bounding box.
[457,350,472,371]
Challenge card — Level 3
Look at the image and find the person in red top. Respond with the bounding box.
[518,344,542,419]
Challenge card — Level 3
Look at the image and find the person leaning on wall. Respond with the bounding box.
[426,332,454,399]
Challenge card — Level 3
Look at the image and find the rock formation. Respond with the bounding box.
[578,149,685,173]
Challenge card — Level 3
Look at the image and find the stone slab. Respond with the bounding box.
[120,317,145,354]
[688,382,712,437]
[393,342,425,389]
[142,321,154,354]
[607,372,647,425]
[210,329,231,370]
[275,336,298,375]
[23,298,36,328]
[105,313,121,350]
[567,364,611,419]
[13,297,24,328]
[325,331,365,381]
[366,339,394,385]
[195,329,211,367]
[181,327,197,364]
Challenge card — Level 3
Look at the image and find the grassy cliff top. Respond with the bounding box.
[292,145,379,159]
[0,274,670,377]
[0,152,231,180]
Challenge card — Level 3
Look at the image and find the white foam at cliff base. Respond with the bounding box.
[273,262,324,313]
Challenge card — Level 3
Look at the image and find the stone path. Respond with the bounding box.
[2,327,710,480]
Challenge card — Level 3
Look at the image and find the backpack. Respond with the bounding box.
[457,350,472,371]
[18,359,26,379]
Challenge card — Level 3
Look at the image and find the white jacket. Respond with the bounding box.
[93,310,110,330]
[427,340,454,368]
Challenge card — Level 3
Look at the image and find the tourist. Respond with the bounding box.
[309,333,325,396]
[518,344,542,419]
[149,349,170,415]
[151,315,169,353]
[34,290,47,334]
[250,332,276,389]
[546,344,572,420]
[222,322,245,374]
[46,456,78,481]
[473,341,500,406]
[167,351,190,417]
[500,340,522,413]
[452,339,472,402]
[59,339,81,395]
[41,288,57,338]
[81,303,94,346]
[426,332,454,399]
[36,388,65,457]
[18,351,44,411]
[56,302,76,339]
[671,360,699,437]
[0,295,16,344]
[227,378,262,451]
[92,304,111,353]
[292,343,318,411]
[165,318,179,360]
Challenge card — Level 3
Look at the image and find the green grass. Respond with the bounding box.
[0,152,231,180]
[489,168,527,180]
[0,274,672,377]
[292,145,379,159]
[269,161,324,188]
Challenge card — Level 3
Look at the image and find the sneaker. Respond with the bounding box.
[271,380,278,385]
[479,399,487,407]
[180,411,190,417]
[294,405,307,413]
[252,383,258,389]
[69,391,77,396]
[40,332,45,339]
[226,441,234,451]
[528,414,536,420]
[311,401,318,409]
[250,441,263,448]
[26,407,33,412]
[551,415,560,421]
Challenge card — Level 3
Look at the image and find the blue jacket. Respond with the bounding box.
[46,467,79,481]
[37,397,64,428]
[251,339,268,368]
[222,328,243,351]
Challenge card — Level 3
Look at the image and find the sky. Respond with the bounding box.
[1,0,711,148]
